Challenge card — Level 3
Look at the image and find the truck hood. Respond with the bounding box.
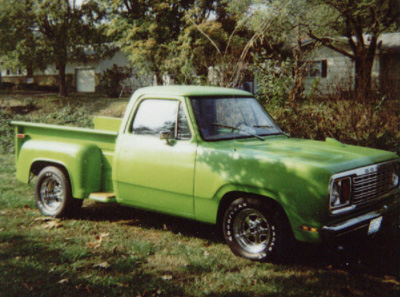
[230,136,399,174]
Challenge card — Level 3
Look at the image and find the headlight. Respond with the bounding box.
[392,163,400,188]
[392,172,399,188]
[329,177,351,210]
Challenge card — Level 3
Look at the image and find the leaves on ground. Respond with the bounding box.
[93,261,111,269]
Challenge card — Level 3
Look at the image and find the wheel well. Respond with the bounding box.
[216,192,289,229]
[30,161,69,179]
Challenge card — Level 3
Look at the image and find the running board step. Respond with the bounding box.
[88,192,116,203]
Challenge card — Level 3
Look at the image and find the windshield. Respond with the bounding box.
[191,96,282,141]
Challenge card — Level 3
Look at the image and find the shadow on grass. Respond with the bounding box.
[78,201,223,243]
[78,201,400,280]
[290,224,400,279]
[1,203,399,297]
[0,232,186,296]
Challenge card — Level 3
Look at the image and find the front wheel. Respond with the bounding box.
[223,197,293,261]
[35,166,82,217]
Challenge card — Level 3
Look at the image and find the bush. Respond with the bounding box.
[0,99,98,154]
[268,96,400,155]
[16,83,36,91]
[0,109,20,153]
[0,82,15,90]
[97,64,132,98]
[252,56,295,106]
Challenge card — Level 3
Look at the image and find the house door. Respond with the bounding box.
[76,69,95,92]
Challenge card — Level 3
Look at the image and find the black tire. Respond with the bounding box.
[223,197,293,261]
[34,166,82,217]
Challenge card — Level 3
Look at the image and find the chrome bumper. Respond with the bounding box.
[321,198,399,240]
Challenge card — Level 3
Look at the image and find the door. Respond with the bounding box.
[115,98,196,218]
[76,69,95,92]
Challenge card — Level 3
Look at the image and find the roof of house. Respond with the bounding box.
[377,33,400,51]
[301,32,400,52]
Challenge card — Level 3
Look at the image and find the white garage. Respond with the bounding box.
[76,68,95,93]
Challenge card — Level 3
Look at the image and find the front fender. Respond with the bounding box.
[16,140,102,198]
[194,183,281,224]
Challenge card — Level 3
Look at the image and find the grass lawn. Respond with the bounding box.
[0,92,399,296]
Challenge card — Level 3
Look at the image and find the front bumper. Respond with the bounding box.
[321,197,400,241]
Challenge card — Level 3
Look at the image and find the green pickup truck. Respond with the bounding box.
[13,85,400,261]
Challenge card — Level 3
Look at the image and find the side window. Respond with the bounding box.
[177,106,191,140]
[131,99,191,140]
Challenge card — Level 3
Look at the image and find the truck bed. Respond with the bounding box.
[12,116,121,196]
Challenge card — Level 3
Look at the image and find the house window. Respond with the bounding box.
[6,69,11,76]
[307,60,327,78]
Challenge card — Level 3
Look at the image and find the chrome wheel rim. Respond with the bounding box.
[233,208,271,254]
[39,176,64,211]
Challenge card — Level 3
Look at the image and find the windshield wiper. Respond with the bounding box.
[253,125,288,137]
[211,123,264,141]
[253,125,274,129]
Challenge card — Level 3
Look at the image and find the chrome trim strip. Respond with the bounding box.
[330,160,400,181]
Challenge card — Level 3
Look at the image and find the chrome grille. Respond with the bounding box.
[352,163,397,203]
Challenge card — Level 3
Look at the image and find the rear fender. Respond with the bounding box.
[16,140,102,198]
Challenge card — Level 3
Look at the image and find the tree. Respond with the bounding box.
[104,0,196,85]
[0,0,113,96]
[302,0,400,100]
[104,0,260,86]
[0,0,47,79]
[172,0,254,86]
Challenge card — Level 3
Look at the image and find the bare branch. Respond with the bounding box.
[188,17,222,55]
[307,29,355,59]
[225,12,253,56]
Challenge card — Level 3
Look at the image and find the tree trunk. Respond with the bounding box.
[57,60,67,96]
[26,64,34,81]
[289,30,305,104]
[354,55,374,101]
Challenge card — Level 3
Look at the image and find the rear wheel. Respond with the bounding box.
[223,197,293,261]
[35,166,82,217]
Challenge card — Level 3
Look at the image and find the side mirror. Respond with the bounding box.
[160,131,172,140]
[160,131,175,145]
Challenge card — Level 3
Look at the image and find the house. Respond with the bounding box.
[0,51,152,93]
[302,32,400,98]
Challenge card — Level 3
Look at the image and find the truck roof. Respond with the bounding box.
[133,85,252,97]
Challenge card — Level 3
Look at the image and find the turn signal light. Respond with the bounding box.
[301,226,318,233]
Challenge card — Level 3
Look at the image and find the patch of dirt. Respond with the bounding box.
[96,101,128,118]
[0,97,37,115]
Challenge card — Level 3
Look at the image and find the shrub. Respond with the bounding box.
[0,109,20,153]
[0,82,15,90]
[252,56,295,107]
[97,64,132,98]
[16,83,36,91]
[268,96,400,155]
[0,99,98,154]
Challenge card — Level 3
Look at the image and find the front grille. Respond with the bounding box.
[352,163,397,203]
